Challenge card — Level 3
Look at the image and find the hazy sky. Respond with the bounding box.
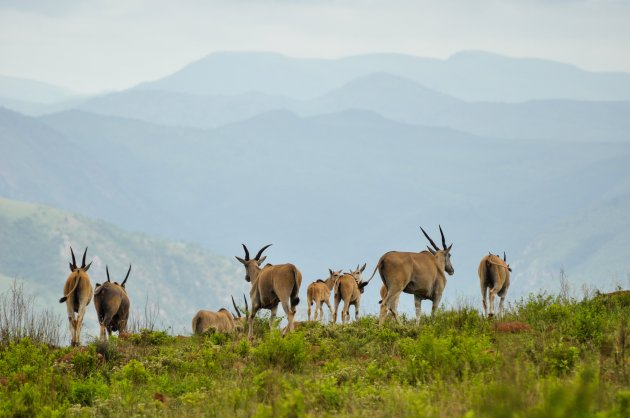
[1,0,629,93]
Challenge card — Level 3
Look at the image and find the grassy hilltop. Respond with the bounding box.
[0,288,628,417]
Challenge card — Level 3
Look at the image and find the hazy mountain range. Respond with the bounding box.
[1,50,629,323]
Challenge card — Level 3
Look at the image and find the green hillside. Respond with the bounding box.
[515,194,630,295]
[0,293,628,416]
[0,198,244,336]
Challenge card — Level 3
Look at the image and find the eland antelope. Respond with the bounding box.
[370,226,454,325]
[192,295,249,335]
[235,244,302,340]
[93,265,131,341]
[478,252,512,318]
[307,269,343,321]
[333,264,369,324]
[59,247,93,346]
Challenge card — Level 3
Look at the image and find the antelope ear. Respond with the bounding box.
[360,263,366,273]
[426,246,436,255]
[95,283,101,288]
[256,256,267,265]
[446,244,453,253]
[235,256,247,265]
[84,262,92,272]
[329,269,333,276]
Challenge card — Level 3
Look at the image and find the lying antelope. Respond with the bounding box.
[333,264,369,324]
[307,269,343,321]
[93,265,131,341]
[370,226,454,325]
[192,295,249,335]
[59,247,93,346]
[236,244,302,339]
[478,252,512,318]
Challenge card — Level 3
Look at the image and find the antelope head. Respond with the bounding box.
[68,246,93,273]
[349,263,369,293]
[98,264,132,292]
[328,269,343,286]
[232,293,249,319]
[421,225,454,275]
[235,244,271,283]
[231,293,250,325]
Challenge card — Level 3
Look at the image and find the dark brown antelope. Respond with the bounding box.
[307,269,343,321]
[369,226,454,325]
[235,244,302,340]
[333,264,369,324]
[93,265,131,341]
[191,295,249,335]
[478,252,511,318]
[59,247,93,346]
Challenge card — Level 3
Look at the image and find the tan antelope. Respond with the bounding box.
[333,264,369,324]
[192,295,249,335]
[59,247,94,346]
[369,226,454,325]
[478,252,512,318]
[306,269,343,321]
[235,244,302,340]
[93,265,131,341]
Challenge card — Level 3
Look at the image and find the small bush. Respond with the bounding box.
[545,343,579,375]
[69,378,109,406]
[130,329,172,346]
[120,359,149,384]
[253,331,308,372]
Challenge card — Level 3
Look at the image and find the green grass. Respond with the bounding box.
[0,292,628,417]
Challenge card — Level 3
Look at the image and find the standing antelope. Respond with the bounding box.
[59,247,93,346]
[478,252,512,318]
[235,244,302,340]
[307,269,343,321]
[333,264,369,324]
[93,265,131,341]
[369,226,454,325]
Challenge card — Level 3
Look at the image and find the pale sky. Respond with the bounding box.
[1,0,629,93]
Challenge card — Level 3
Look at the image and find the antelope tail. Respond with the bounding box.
[192,316,203,335]
[366,257,383,284]
[290,268,301,311]
[486,259,510,271]
[59,276,80,303]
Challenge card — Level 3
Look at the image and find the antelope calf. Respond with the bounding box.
[59,247,93,346]
[333,264,369,324]
[478,252,512,318]
[307,269,343,321]
[93,265,131,341]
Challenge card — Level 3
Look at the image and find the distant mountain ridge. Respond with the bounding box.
[79,71,630,142]
[136,50,630,102]
[0,75,78,104]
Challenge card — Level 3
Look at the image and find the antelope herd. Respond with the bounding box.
[60,226,514,345]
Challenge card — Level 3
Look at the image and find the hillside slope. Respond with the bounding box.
[0,198,244,336]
